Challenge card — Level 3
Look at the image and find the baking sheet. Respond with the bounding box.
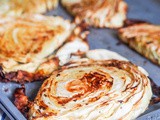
[0,0,160,119]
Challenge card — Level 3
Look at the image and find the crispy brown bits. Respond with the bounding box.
[123,19,149,27]
[150,97,160,105]
[13,85,31,118]
[66,72,113,94]
[118,100,124,103]
[150,78,160,105]
[66,79,88,93]
[0,66,5,79]
[70,50,86,58]
[53,72,113,106]
[0,65,48,83]
[150,79,160,96]
[0,69,47,83]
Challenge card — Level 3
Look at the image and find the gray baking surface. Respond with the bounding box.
[0,0,160,119]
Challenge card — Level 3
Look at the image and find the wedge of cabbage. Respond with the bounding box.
[119,23,160,65]
[0,0,58,16]
[0,14,89,83]
[61,0,127,28]
[29,49,152,120]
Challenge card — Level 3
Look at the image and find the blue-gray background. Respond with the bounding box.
[0,0,160,119]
